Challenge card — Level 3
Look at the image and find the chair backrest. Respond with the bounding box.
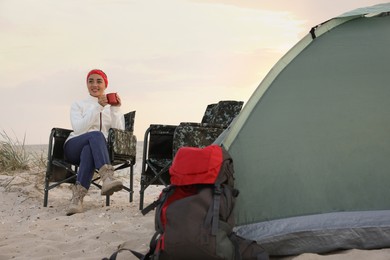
[172,123,225,157]
[147,124,176,163]
[124,111,136,132]
[51,128,72,160]
[47,128,74,182]
[201,100,244,127]
[201,103,218,124]
[143,124,177,185]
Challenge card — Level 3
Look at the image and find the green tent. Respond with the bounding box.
[220,3,390,256]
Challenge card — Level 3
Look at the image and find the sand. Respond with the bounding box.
[1,144,390,260]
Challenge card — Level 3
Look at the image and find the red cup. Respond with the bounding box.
[106,93,119,105]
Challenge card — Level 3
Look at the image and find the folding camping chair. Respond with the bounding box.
[172,100,244,156]
[139,100,244,210]
[43,111,137,207]
[139,124,177,210]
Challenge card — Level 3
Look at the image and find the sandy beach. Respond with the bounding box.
[0,143,160,260]
[1,143,390,260]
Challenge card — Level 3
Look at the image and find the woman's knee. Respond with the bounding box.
[88,131,106,142]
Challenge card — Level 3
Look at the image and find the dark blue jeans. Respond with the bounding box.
[64,131,111,189]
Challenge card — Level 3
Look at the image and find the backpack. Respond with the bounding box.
[140,144,269,260]
[103,145,268,260]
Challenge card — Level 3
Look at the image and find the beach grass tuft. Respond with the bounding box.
[0,130,31,172]
[0,130,47,173]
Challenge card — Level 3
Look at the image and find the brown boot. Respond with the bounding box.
[66,183,88,216]
[99,164,123,196]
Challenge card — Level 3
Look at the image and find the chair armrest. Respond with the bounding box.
[52,127,73,139]
[108,128,137,164]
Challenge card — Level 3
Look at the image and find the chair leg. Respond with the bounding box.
[44,176,49,207]
[106,195,110,206]
[139,187,144,210]
[44,189,49,207]
[130,165,134,202]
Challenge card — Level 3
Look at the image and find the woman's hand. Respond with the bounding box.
[98,93,121,107]
[98,95,109,107]
[113,94,122,107]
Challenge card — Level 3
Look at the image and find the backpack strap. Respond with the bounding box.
[212,184,222,235]
[101,247,145,260]
[205,181,239,236]
[154,186,175,232]
[142,231,162,260]
[143,186,176,259]
[203,183,222,236]
[141,186,174,216]
[141,200,160,216]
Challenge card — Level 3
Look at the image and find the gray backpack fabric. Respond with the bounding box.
[140,145,268,260]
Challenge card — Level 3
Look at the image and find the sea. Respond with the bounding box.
[24,144,48,155]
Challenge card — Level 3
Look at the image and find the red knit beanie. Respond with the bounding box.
[86,69,108,88]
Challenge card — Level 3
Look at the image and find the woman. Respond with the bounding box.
[64,69,124,216]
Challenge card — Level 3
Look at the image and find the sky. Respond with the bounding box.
[0,0,387,145]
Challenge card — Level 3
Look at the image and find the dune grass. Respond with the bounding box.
[0,130,46,173]
[0,130,30,172]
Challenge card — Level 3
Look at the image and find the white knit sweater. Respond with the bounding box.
[66,95,125,142]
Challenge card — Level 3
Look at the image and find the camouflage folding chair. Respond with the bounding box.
[172,100,244,156]
[43,111,137,207]
[139,101,243,209]
[139,124,177,210]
